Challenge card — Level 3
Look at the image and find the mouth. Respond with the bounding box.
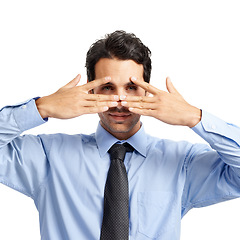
[108,112,131,122]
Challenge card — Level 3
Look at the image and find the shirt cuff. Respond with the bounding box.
[192,110,240,147]
[13,98,47,132]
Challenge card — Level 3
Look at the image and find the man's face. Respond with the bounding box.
[93,58,146,140]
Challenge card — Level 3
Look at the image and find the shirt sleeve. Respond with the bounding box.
[182,110,240,216]
[0,99,49,199]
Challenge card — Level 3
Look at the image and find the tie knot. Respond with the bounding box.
[108,143,134,162]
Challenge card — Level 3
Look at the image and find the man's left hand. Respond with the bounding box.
[120,77,201,128]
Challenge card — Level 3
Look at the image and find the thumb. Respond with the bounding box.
[166,77,179,94]
[63,74,81,89]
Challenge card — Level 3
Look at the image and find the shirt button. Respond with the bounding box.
[211,124,216,130]
[21,105,27,109]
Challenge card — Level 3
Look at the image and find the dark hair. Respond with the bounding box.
[86,30,152,83]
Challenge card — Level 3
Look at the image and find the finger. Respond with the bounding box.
[82,76,111,92]
[130,77,162,95]
[122,95,156,103]
[84,93,119,101]
[166,77,180,94]
[128,107,156,117]
[121,100,157,109]
[81,106,109,115]
[82,100,118,108]
[63,74,81,89]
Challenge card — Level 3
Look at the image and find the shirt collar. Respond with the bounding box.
[95,122,147,158]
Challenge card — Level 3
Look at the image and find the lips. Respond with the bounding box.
[108,112,131,121]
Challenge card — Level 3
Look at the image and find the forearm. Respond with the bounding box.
[0,99,49,197]
[0,98,46,147]
[192,110,240,169]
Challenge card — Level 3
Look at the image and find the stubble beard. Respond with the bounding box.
[99,107,141,137]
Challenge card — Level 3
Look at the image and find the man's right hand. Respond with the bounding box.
[35,74,119,119]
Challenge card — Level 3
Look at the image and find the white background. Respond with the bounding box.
[0,0,240,239]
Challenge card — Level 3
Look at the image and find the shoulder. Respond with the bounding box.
[146,134,203,159]
[146,134,191,149]
[38,132,96,152]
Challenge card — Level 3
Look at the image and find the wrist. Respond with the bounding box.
[187,107,202,128]
[35,97,50,119]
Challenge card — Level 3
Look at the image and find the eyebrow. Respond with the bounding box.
[102,82,114,86]
[100,80,138,87]
[126,81,137,86]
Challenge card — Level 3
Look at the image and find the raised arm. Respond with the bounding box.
[120,76,240,214]
[0,74,119,198]
[0,98,48,198]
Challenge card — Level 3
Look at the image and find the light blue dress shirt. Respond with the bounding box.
[0,98,240,240]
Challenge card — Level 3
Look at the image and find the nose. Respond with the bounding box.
[115,88,126,108]
[115,87,126,97]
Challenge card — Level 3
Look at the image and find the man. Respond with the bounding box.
[0,30,240,239]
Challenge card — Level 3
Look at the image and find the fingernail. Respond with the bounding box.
[105,76,111,81]
[110,102,118,107]
[121,101,127,106]
[113,95,119,100]
[120,95,126,100]
[131,76,137,81]
[103,106,109,111]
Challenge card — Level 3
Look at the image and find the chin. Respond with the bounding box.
[108,124,132,134]
[99,114,141,138]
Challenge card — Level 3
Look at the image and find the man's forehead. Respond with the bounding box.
[95,58,144,76]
